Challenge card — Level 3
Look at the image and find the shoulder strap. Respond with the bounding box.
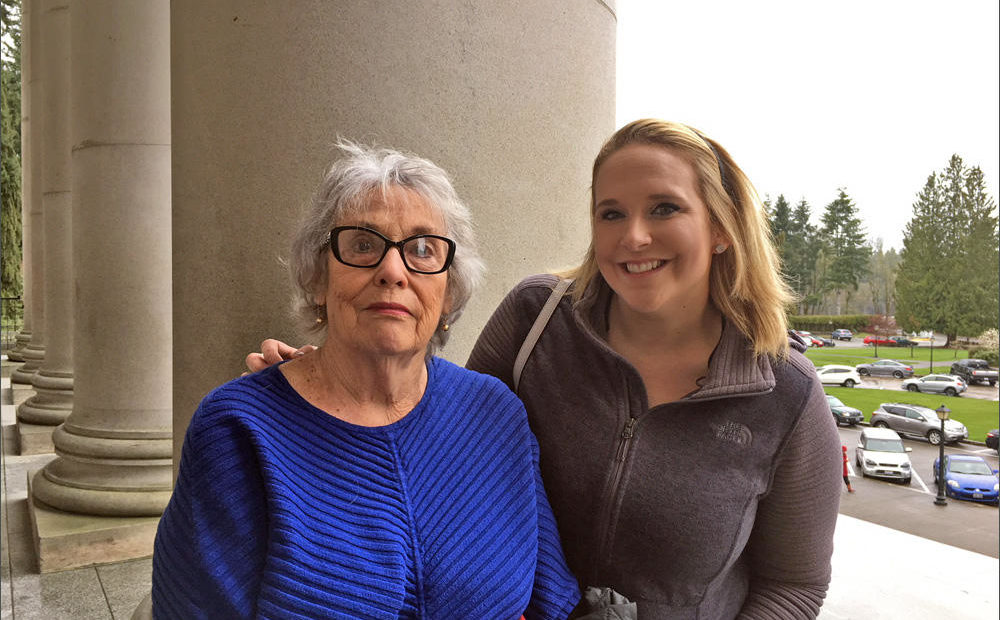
[512,278,573,393]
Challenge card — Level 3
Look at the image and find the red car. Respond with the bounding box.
[863,335,894,345]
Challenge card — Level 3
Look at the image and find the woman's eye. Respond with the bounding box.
[352,239,376,253]
[651,202,679,217]
[597,209,624,221]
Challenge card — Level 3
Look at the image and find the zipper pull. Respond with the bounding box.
[616,417,637,462]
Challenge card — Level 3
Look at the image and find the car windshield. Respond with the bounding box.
[827,396,845,407]
[866,438,905,452]
[968,360,988,369]
[950,460,994,476]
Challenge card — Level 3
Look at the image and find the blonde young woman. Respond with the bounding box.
[250,120,841,618]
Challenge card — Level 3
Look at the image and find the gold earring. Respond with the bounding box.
[441,322,450,332]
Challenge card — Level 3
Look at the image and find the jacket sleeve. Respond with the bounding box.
[739,376,841,619]
[524,429,582,620]
[151,398,268,619]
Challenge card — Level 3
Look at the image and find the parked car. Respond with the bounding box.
[831,329,853,341]
[987,429,999,452]
[950,359,998,387]
[891,337,918,347]
[793,330,825,347]
[826,395,863,426]
[855,427,912,484]
[870,403,968,445]
[816,364,861,388]
[932,454,999,505]
[855,360,914,379]
[863,335,894,346]
[900,374,966,396]
[816,336,836,348]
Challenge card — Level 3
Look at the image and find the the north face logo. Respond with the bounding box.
[713,421,752,446]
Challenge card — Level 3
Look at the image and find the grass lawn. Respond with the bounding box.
[804,346,970,370]
[826,386,1000,441]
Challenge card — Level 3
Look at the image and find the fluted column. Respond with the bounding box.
[31,0,173,517]
[170,1,616,468]
[8,0,33,362]
[10,0,45,383]
[17,0,73,429]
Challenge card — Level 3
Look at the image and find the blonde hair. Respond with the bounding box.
[564,119,793,358]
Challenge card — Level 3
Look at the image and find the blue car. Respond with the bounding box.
[932,455,999,505]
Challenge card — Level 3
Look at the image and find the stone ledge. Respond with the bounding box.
[10,383,35,407]
[27,469,161,573]
[17,421,55,455]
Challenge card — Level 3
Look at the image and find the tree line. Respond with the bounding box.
[768,155,998,346]
[1,0,22,321]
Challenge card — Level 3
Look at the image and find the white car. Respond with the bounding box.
[855,427,913,484]
[815,364,861,388]
[901,374,966,396]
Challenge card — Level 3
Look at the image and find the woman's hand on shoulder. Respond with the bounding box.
[243,339,317,375]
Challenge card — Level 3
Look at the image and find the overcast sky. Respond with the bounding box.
[616,0,1000,251]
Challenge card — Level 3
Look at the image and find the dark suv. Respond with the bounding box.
[950,359,998,387]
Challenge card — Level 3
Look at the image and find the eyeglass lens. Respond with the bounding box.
[335,228,452,273]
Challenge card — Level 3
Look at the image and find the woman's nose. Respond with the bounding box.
[374,246,408,287]
[621,219,652,250]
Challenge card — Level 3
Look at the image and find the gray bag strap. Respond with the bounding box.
[512,278,573,393]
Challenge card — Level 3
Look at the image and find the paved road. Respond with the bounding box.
[836,424,999,558]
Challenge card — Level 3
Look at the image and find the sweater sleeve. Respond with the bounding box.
[466,278,544,390]
[738,375,841,619]
[151,396,269,619]
[524,429,582,620]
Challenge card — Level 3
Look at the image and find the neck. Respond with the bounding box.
[281,344,429,427]
[608,294,723,354]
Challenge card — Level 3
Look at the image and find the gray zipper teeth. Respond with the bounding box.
[591,373,639,583]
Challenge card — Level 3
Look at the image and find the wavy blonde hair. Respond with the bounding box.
[564,119,793,358]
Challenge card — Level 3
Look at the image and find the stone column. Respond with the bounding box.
[10,0,45,389]
[27,0,171,572]
[171,1,617,468]
[16,0,73,453]
[8,0,33,363]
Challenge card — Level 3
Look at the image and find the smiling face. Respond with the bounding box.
[316,186,451,358]
[592,143,725,319]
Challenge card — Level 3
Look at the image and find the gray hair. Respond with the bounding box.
[289,140,485,353]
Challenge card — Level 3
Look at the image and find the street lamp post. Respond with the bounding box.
[934,404,951,506]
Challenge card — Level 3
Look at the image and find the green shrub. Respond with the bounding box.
[788,314,871,333]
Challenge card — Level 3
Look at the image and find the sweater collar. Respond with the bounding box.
[571,276,776,401]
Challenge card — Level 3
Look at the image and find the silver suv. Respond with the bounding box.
[870,403,968,445]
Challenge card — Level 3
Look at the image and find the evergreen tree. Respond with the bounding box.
[896,157,998,343]
[819,188,871,314]
[1,0,22,321]
[769,194,791,248]
[783,198,821,313]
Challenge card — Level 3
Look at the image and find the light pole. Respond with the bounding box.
[934,404,951,506]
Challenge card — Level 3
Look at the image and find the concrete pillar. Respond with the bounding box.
[170,1,617,468]
[10,0,46,388]
[31,0,173,522]
[8,0,33,363]
[16,0,73,451]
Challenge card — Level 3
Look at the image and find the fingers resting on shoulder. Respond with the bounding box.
[244,339,317,374]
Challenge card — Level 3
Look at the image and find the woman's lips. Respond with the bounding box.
[622,259,665,274]
[366,302,412,316]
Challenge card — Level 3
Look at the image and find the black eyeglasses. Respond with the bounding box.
[327,226,456,275]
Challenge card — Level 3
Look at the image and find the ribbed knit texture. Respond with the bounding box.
[152,358,580,619]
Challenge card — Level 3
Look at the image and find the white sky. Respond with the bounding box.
[616,0,1000,251]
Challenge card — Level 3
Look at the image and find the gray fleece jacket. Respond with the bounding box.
[466,274,842,619]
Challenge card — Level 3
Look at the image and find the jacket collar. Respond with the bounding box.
[571,276,776,401]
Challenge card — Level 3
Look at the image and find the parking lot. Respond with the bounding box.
[837,425,999,558]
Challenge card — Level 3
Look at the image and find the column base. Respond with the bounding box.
[10,343,45,384]
[17,421,56,454]
[17,372,73,426]
[27,469,160,573]
[11,383,36,407]
[1,358,21,377]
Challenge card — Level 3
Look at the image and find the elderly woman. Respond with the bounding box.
[151,143,580,619]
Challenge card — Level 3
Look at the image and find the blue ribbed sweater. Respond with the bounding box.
[152,358,580,619]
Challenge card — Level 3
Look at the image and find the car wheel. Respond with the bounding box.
[902,477,911,486]
[893,371,904,379]
[858,368,869,376]
[927,429,942,445]
[843,379,856,388]
[944,387,957,396]
[990,380,996,387]
[907,384,918,392]
[874,421,889,429]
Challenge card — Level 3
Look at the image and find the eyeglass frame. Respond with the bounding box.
[326,226,457,275]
